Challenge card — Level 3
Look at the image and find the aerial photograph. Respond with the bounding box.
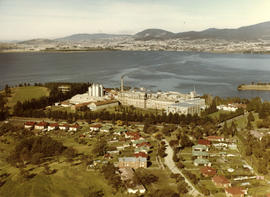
[1,0,270,196]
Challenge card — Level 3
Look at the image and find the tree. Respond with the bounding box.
[4,84,11,96]
[88,186,104,197]
[248,112,255,122]
[246,120,253,130]
[135,169,159,185]
[177,180,188,194]
[177,162,185,169]
[92,139,107,157]
[179,134,193,148]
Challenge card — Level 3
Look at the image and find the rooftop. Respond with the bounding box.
[212,175,230,185]
[225,187,245,195]
[119,157,147,162]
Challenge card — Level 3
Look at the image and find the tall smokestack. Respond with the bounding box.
[121,75,124,92]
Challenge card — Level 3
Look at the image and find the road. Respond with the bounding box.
[163,139,202,197]
[218,111,251,127]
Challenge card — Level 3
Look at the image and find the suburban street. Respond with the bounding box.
[164,139,202,197]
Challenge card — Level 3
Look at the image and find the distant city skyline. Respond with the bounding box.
[0,0,270,41]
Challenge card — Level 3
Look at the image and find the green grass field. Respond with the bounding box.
[6,86,50,111]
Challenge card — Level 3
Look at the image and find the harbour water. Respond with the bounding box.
[1,51,270,100]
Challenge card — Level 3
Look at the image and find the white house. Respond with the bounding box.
[89,124,102,132]
[59,124,69,131]
[34,122,48,130]
[24,122,36,129]
[69,124,80,131]
[48,123,58,131]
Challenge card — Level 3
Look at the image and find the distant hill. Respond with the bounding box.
[134,29,175,40]
[55,33,130,41]
[19,39,56,45]
[134,21,270,41]
[16,21,270,44]
[176,21,270,41]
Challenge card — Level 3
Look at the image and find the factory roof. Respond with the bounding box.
[90,100,118,106]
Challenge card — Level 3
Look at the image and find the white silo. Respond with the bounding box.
[95,84,99,97]
[99,84,104,97]
[91,84,95,97]
[88,86,92,96]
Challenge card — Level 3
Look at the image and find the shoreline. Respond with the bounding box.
[1,49,270,55]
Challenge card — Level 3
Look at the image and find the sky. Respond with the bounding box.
[0,0,270,41]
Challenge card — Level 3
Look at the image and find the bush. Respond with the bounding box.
[31,153,44,164]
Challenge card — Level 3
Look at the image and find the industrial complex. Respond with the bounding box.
[63,77,206,115]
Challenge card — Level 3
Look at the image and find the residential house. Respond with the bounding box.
[135,147,149,154]
[127,183,146,194]
[89,124,102,132]
[192,144,209,158]
[24,121,35,129]
[212,175,231,188]
[207,136,224,142]
[200,166,217,177]
[225,187,247,197]
[250,130,265,141]
[194,158,211,167]
[134,152,148,158]
[114,128,126,135]
[118,157,147,169]
[125,131,141,139]
[69,124,80,131]
[136,142,151,148]
[100,126,112,133]
[48,123,58,131]
[34,122,48,130]
[59,124,69,131]
[192,144,209,152]
[119,168,146,194]
[198,139,211,146]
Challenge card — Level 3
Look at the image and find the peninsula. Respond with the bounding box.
[238,83,270,91]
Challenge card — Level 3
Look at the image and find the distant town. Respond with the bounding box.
[1,36,270,54]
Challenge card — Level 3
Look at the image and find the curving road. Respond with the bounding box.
[163,139,202,197]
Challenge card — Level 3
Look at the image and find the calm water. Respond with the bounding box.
[1,51,270,100]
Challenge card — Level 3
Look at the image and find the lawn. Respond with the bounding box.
[7,86,50,111]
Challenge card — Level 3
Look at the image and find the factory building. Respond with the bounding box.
[70,83,105,104]
[117,89,200,111]
[88,83,104,97]
[166,98,206,115]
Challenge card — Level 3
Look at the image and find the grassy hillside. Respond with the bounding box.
[0,166,119,197]
[6,86,50,111]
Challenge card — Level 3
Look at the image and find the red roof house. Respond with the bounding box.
[136,142,151,148]
[212,175,231,188]
[134,152,148,158]
[225,187,246,197]
[24,121,36,129]
[35,121,48,130]
[200,166,217,177]
[48,123,59,131]
[198,139,211,146]
[207,136,224,142]
[69,124,80,131]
